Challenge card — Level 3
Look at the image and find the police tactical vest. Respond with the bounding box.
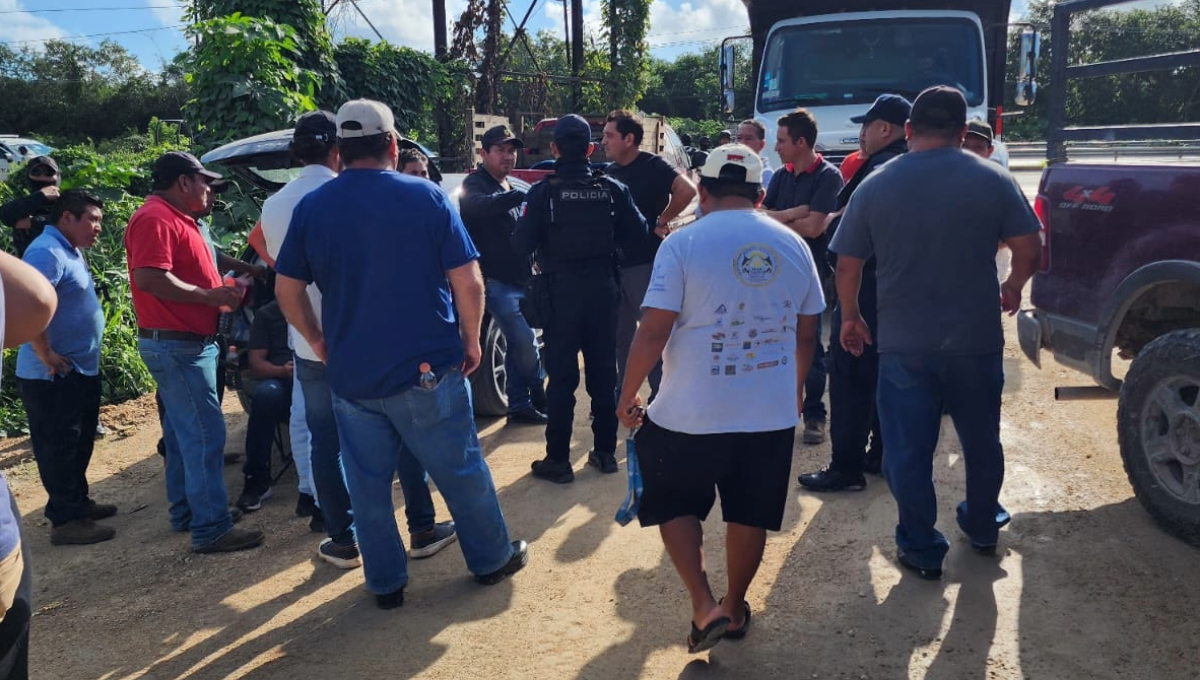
[545,173,617,264]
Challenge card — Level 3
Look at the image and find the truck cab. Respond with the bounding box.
[724,1,1017,167]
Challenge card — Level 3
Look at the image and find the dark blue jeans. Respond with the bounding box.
[18,372,101,526]
[484,279,544,413]
[242,377,291,493]
[802,312,827,424]
[877,352,1007,570]
[296,357,436,546]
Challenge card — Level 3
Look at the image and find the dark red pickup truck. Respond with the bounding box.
[1017,0,1200,546]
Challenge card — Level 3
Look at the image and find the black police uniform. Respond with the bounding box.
[511,157,647,473]
[825,138,908,477]
[0,158,59,258]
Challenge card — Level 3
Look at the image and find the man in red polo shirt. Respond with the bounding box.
[126,151,264,554]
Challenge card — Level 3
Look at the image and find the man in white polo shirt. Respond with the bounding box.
[618,144,824,654]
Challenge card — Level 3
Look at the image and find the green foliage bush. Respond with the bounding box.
[0,126,250,436]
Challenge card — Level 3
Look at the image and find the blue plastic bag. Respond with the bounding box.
[615,429,642,526]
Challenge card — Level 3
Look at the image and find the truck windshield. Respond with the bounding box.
[758,18,984,113]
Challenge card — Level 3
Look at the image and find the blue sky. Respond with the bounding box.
[0,0,1179,72]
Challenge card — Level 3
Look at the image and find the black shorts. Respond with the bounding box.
[634,415,795,531]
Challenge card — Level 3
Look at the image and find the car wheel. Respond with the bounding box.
[470,316,509,417]
[1117,328,1200,546]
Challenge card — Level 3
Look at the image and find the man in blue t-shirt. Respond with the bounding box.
[15,190,117,546]
[831,87,1042,579]
[275,100,527,609]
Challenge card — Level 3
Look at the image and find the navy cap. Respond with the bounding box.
[910,86,968,130]
[554,114,593,149]
[481,124,524,150]
[294,110,337,142]
[850,94,913,126]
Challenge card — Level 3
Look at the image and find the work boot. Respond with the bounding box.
[587,449,618,474]
[530,457,574,484]
[50,518,116,546]
[84,499,118,521]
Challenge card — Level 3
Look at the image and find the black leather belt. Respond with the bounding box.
[137,328,217,343]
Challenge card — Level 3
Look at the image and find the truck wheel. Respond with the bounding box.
[469,316,509,417]
[1117,328,1200,546]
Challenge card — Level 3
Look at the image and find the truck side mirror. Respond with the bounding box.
[1015,27,1040,107]
[719,43,736,115]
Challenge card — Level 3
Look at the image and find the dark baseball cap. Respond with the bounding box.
[27,155,58,174]
[481,125,524,150]
[294,110,336,142]
[152,151,222,185]
[553,114,593,148]
[966,118,994,142]
[910,86,968,130]
[850,94,913,126]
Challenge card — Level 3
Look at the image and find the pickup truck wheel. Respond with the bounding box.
[469,316,509,417]
[1117,329,1200,546]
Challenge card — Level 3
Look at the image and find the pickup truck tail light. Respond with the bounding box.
[1033,194,1050,272]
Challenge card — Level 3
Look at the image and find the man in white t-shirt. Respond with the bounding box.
[617,144,824,654]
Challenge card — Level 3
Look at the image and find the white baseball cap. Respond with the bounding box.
[335,99,396,139]
[699,143,764,184]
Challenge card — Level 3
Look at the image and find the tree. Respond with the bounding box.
[639,44,753,121]
[602,0,652,111]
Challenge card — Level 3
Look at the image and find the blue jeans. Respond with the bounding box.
[332,368,514,594]
[877,352,1007,570]
[296,357,437,546]
[484,279,543,412]
[138,338,234,549]
[242,377,290,493]
[802,313,827,423]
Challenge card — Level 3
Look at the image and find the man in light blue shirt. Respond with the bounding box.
[16,189,116,546]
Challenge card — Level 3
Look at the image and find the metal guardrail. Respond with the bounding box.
[1006,141,1200,160]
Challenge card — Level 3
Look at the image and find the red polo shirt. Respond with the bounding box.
[125,195,221,335]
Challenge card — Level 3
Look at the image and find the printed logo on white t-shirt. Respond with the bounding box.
[732,244,780,287]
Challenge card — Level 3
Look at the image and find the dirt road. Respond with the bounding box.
[11,308,1200,680]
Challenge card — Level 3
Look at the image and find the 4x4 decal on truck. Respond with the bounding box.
[1060,185,1116,212]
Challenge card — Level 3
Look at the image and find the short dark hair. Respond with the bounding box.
[338,131,392,165]
[606,110,643,146]
[699,176,760,202]
[909,122,963,141]
[50,189,103,224]
[291,135,336,166]
[738,119,766,141]
[778,108,818,148]
[399,148,428,167]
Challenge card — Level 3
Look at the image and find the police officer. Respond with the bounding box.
[798,93,910,492]
[0,156,60,258]
[511,114,648,484]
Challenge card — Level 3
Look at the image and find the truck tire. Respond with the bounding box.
[469,316,509,417]
[1117,328,1200,546]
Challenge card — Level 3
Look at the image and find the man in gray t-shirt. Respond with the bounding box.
[830,86,1042,579]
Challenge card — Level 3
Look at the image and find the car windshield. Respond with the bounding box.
[758,18,984,112]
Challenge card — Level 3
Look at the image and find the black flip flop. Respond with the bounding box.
[723,600,752,640]
[687,615,730,654]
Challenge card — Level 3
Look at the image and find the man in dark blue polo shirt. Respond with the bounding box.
[459,125,547,425]
[762,108,844,445]
[275,99,527,609]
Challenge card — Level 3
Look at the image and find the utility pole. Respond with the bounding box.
[570,0,583,109]
[432,0,447,60]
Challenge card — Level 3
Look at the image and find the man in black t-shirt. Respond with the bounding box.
[602,110,697,401]
[236,301,293,512]
[761,108,844,445]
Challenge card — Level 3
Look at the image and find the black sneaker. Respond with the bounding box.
[317,538,362,569]
[474,540,529,585]
[410,521,457,559]
[295,492,317,517]
[236,487,272,512]
[376,586,405,610]
[309,511,325,534]
[797,466,866,492]
[531,458,574,484]
[507,407,548,425]
[84,499,118,521]
[896,549,942,580]
[193,528,265,554]
[587,449,618,474]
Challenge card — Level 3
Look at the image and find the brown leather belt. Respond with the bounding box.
[137,328,217,343]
